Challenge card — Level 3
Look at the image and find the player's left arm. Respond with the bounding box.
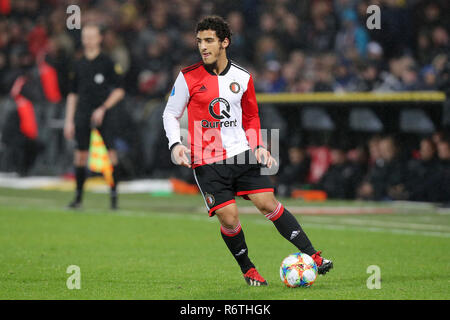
[91,61,125,126]
[241,75,277,168]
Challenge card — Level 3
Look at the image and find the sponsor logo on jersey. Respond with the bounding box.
[209,97,231,120]
[170,86,175,96]
[229,82,240,93]
[201,97,238,128]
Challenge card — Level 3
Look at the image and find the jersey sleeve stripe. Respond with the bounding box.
[182,61,203,74]
[230,61,250,75]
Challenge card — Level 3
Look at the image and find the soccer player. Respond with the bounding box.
[163,16,333,286]
[64,24,124,210]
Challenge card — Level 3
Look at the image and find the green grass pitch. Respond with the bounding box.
[0,187,449,300]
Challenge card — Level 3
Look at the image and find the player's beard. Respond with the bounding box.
[204,59,218,70]
[203,52,218,66]
[202,47,224,70]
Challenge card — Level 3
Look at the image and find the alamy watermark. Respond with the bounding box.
[366,5,381,30]
[66,5,81,30]
[366,265,381,289]
[66,265,81,290]
[174,127,280,175]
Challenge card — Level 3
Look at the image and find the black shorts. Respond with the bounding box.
[193,150,274,216]
[74,111,117,151]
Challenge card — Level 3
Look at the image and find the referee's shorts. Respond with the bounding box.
[193,149,274,217]
[74,111,118,151]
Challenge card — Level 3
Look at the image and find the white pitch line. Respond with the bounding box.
[300,216,450,232]
[301,222,450,238]
[1,196,449,238]
[250,219,450,238]
[236,206,396,215]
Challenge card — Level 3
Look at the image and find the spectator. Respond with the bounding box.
[405,137,440,201]
[351,62,382,92]
[305,0,337,53]
[335,9,369,58]
[347,143,369,177]
[367,134,382,168]
[276,145,311,197]
[0,0,449,186]
[357,135,408,200]
[226,11,251,64]
[435,135,450,203]
[280,13,306,53]
[0,0,449,97]
[316,143,364,199]
[103,29,130,75]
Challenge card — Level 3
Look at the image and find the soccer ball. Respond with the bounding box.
[280,253,318,288]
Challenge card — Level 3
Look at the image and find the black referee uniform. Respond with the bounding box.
[67,52,123,209]
[68,52,123,151]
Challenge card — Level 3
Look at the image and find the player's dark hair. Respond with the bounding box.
[196,15,232,46]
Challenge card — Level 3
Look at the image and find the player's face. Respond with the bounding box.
[82,26,102,51]
[196,30,228,65]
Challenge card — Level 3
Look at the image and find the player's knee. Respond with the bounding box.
[108,150,118,165]
[219,214,239,230]
[216,208,239,230]
[74,151,89,166]
[255,197,279,215]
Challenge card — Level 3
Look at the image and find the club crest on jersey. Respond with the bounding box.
[205,193,215,207]
[229,82,240,93]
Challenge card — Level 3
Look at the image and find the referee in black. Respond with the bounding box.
[64,24,125,210]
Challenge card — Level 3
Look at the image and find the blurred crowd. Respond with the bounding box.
[274,131,450,203]
[1,0,450,203]
[0,0,450,99]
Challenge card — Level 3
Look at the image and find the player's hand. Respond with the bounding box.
[172,144,191,168]
[91,106,106,127]
[255,147,277,169]
[64,121,75,140]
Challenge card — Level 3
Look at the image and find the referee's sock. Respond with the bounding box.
[111,165,120,195]
[74,166,87,203]
[110,165,119,209]
[220,222,255,274]
[265,202,316,256]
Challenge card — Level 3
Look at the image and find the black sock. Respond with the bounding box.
[266,203,316,256]
[221,224,255,274]
[111,165,119,198]
[75,166,87,202]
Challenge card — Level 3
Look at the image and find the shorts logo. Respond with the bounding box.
[205,193,215,208]
[229,82,240,93]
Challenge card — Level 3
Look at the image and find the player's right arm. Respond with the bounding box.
[64,64,79,140]
[162,71,191,168]
[64,93,78,140]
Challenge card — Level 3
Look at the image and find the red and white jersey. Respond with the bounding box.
[163,60,264,168]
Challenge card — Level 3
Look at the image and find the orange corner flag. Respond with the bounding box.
[88,129,114,187]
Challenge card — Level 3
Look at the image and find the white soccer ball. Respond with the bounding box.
[280,253,318,287]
